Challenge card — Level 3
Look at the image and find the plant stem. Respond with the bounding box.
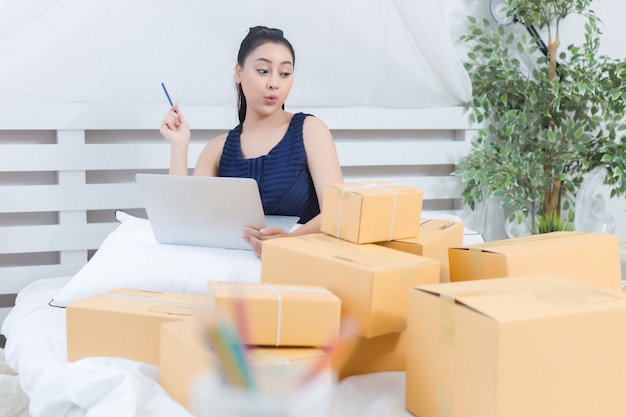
[548,33,560,81]
[543,179,562,218]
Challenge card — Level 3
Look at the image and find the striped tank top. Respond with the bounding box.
[217,112,320,224]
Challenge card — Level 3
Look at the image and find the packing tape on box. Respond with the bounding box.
[264,284,283,346]
[437,284,605,346]
[439,293,456,346]
[336,182,401,240]
[468,247,483,277]
[99,291,206,310]
[208,283,333,346]
[437,386,453,417]
[297,234,434,271]
[303,233,359,249]
[301,234,434,275]
[422,219,459,231]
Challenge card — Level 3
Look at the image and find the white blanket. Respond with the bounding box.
[1,277,413,417]
[0,349,30,417]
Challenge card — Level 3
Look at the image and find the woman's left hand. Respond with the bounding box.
[242,226,289,259]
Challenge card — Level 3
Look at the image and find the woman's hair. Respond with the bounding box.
[236,26,295,124]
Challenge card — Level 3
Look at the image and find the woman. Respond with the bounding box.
[160,26,343,258]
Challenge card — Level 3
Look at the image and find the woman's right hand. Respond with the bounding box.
[159,103,191,147]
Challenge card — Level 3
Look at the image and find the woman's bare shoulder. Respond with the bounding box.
[209,132,228,147]
[303,113,330,130]
[194,132,229,176]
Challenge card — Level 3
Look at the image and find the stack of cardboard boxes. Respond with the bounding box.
[261,182,464,379]
[67,282,345,410]
[406,230,626,417]
[65,180,626,416]
[263,181,626,415]
[64,180,463,411]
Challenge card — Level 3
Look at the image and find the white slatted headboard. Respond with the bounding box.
[0,104,473,342]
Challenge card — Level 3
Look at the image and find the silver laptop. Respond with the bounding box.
[135,173,299,250]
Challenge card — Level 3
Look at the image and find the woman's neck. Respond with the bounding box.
[241,110,290,133]
[239,110,293,159]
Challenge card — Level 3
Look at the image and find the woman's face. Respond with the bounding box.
[236,42,294,117]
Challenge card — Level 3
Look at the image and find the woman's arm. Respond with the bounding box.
[159,102,227,177]
[159,104,191,175]
[295,115,343,235]
[193,133,227,177]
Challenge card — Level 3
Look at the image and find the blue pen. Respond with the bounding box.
[161,82,174,107]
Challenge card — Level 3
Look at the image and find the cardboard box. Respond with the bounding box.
[160,319,218,409]
[321,181,423,244]
[207,282,341,347]
[261,233,440,338]
[377,218,464,282]
[335,330,407,380]
[160,319,331,410]
[66,287,206,365]
[449,231,622,291]
[406,275,626,417]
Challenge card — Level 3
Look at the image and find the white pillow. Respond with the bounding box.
[51,213,261,307]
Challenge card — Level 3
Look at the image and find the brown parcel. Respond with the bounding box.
[67,288,206,366]
[160,319,330,410]
[207,281,341,347]
[261,233,440,338]
[160,320,217,410]
[336,331,407,380]
[378,218,464,283]
[406,275,626,417]
[320,181,423,244]
[448,231,622,291]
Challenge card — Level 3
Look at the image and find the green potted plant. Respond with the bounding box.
[456,0,626,236]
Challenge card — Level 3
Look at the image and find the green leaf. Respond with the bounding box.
[574,127,584,139]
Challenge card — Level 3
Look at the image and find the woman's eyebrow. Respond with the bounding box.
[255,57,293,66]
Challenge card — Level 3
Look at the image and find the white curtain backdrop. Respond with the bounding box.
[0,0,471,110]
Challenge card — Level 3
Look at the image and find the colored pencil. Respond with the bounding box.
[202,314,256,390]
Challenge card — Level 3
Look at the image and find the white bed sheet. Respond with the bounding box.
[1,277,413,417]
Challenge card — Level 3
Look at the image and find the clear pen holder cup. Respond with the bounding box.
[191,363,335,417]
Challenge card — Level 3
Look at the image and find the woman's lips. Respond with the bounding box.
[264,95,278,105]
